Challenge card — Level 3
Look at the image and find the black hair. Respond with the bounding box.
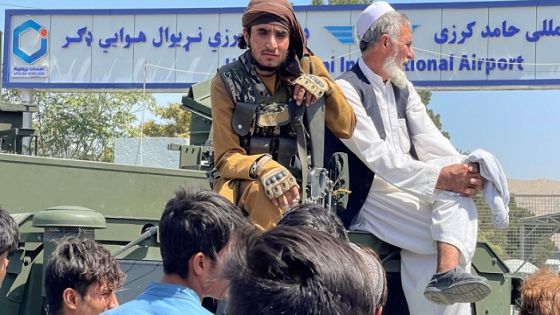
[278,203,349,242]
[0,207,19,256]
[159,187,246,278]
[225,226,378,315]
[45,237,125,315]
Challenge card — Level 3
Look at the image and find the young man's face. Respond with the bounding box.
[0,252,9,287]
[72,281,119,315]
[244,22,290,75]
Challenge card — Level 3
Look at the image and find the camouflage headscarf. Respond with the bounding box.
[240,0,310,81]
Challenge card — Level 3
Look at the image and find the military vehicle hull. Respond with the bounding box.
[0,79,520,313]
[0,153,520,315]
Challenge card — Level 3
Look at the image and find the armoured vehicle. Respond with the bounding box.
[0,81,521,314]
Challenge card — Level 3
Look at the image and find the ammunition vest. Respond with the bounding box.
[325,63,417,227]
[219,60,303,179]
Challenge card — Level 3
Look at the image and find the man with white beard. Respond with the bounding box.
[332,2,491,315]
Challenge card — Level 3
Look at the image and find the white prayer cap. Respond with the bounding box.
[355,1,395,42]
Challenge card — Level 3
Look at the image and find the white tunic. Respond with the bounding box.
[336,57,478,315]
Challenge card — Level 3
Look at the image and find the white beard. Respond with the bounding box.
[383,49,409,89]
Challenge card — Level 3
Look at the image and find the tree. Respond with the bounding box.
[26,91,155,162]
[476,196,558,267]
[0,89,21,103]
[139,102,191,138]
[418,90,450,139]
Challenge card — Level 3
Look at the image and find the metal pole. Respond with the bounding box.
[519,223,526,267]
[21,89,34,155]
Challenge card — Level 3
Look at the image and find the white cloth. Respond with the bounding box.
[337,57,478,315]
[401,251,472,315]
[467,149,510,228]
[355,1,395,41]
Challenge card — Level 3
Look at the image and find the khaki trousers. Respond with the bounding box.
[215,177,284,230]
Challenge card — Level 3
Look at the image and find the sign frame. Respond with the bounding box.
[3,0,560,91]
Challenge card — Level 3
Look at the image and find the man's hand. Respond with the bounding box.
[254,157,300,208]
[293,84,316,106]
[292,74,330,106]
[436,163,485,197]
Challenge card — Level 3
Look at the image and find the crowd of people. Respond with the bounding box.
[0,0,558,315]
[1,187,560,315]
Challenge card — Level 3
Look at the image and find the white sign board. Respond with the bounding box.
[3,1,560,90]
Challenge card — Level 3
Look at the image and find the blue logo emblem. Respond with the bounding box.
[13,19,49,64]
[324,26,355,45]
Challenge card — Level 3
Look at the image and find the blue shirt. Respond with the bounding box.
[103,282,212,315]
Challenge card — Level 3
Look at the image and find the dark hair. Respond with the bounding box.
[237,32,248,49]
[225,226,377,315]
[45,237,125,315]
[159,187,246,278]
[0,207,19,256]
[278,203,349,242]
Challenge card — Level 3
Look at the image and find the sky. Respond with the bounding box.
[2,0,559,181]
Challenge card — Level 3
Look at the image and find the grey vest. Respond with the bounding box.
[325,63,417,227]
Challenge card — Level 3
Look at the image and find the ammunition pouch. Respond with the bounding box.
[232,102,257,136]
[256,102,291,127]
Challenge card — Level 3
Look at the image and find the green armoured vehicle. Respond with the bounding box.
[0,82,521,315]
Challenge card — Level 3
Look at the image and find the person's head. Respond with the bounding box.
[45,237,125,315]
[159,187,246,299]
[225,226,380,315]
[518,267,560,315]
[278,203,349,242]
[356,1,415,88]
[0,207,19,287]
[352,244,388,315]
[239,0,307,77]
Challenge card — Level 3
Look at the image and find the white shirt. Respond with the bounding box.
[337,59,477,315]
[336,57,460,201]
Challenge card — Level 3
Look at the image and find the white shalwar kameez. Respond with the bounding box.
[336,58,478,315]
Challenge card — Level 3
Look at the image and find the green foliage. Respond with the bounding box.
[23,91,155,162]
[476,196,558,267]
[139,103,191,138]
[418,89,450,140]
[0,89,21,103]
[34,92,154,162]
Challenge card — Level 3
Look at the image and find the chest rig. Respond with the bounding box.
[219,57,304,180]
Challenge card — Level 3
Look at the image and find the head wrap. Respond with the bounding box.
[241,0,309,81]
[355,1,395,42]
[242,0,308,58]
